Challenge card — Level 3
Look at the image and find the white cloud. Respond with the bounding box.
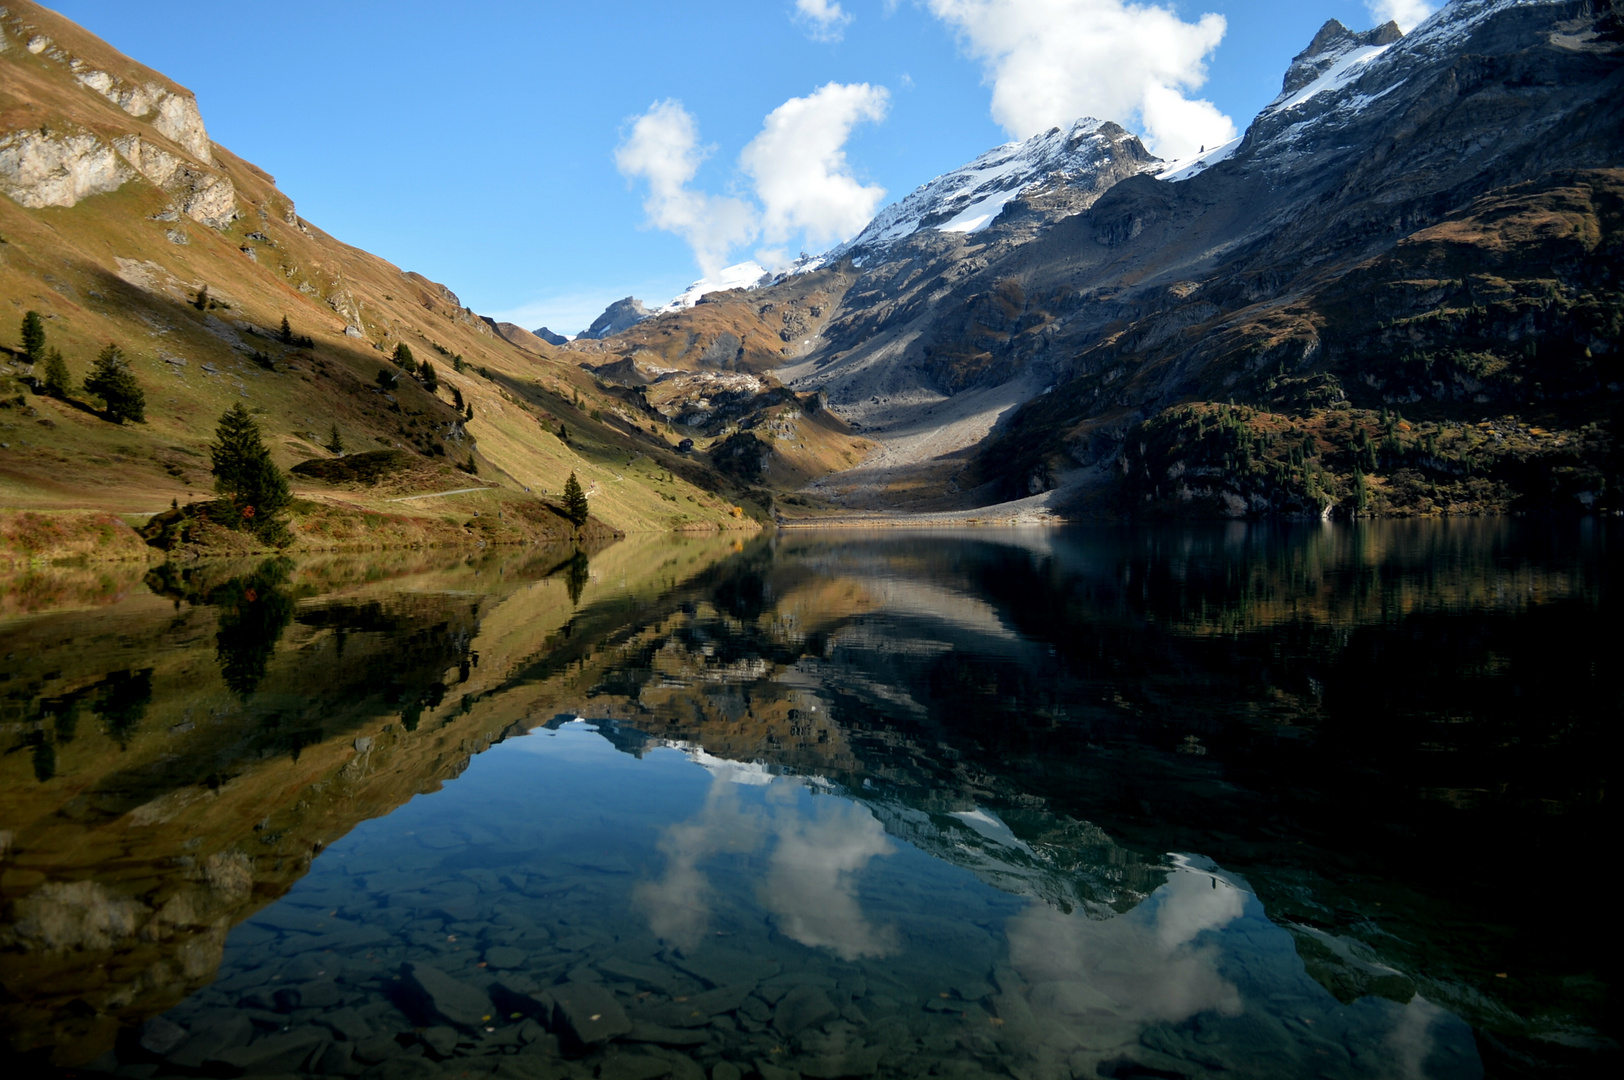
[739,82,890,252]
[614,99,758,277]
[923,0,1236,161]
[1367,0,1436,32]
[795,0,854,42]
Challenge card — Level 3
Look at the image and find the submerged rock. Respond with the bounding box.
[404,962,493,1028]
[773,985,837,1036]
[552,981,632,1047]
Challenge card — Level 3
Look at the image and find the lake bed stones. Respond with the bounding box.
[773,986,838,1036]
[404,962,493,1028]
[552,981,633,1047]
[598,1052,675,1080]
[485,945,526,969]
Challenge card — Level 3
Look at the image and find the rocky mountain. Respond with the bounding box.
[532,326,568,345]
[577,295,652,339]
[572,0,1623,518]
[816,117,1161,266]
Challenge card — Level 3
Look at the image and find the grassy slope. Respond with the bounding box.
[0,1,753,539]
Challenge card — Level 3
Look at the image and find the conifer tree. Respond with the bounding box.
[279,315,293,344]
[20,310,46,363]
[562,471,590,527]
[193,285,209,311]
[393,342,416,372]
[83,344,146,423]
[420,359,438,392]
[451,385,464,410]
[211,403,290,527]
[326,423,344,455]
[40,348,71,398]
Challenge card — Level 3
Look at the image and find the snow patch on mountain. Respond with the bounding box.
[1269,44,1396,115]
[1156,137,1242,183]
[658,260,773,313]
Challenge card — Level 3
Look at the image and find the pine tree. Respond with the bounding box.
[41,348,71,398]
[20,310,46,363]
[376,368,398,391]
[562,472,590,527]
[83,344,146,423]
[279,315,293,344]
[193,285,209,311]
[211,403,290,527]
[451,386,464,409]
[325,423,344,455]
[420,359,438,392]
[393,342,416,372]
[465,402,474,420]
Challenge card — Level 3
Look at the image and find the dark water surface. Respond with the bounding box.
[0,522,1614,1080]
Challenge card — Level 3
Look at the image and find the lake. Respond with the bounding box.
[0,521,1615,1080]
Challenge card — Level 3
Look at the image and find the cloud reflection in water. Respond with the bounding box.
[1003,856,1245,1054]
[636,770,898,960]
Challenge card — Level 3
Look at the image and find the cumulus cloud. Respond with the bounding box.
[614,100,758,277]
[796,0,855,41]
[740,82,890,252]
[924,0,1236,161]
[1367,0,1436,32]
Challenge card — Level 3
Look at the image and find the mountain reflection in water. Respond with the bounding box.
[0,521,1613,1079]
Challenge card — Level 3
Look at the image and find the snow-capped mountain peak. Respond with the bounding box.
[816,118,1160,265]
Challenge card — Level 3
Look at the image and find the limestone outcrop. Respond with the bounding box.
[0,127,131,208]
[0,4,235,225]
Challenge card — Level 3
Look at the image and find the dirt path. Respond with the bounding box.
[385,487,495,503]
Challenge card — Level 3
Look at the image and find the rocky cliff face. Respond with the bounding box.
[0,3,235,227]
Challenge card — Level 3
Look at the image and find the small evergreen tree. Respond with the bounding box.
[420,359,438,391]
[562,472,590,527]
[325,423,344,455]
[211,403,290,528]
[193,285,209,311]
[393,342,416,372]
[41,348,71,398]
[279,314,293,344]
[376,368,398,391]
[20,310,46,363]
[465,402,474,420]
[83,344,145,424]
[451,385,464,409]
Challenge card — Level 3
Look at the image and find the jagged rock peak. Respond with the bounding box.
[533,327,568,346]
[1282,18,1405,95]
[579,297,652,340]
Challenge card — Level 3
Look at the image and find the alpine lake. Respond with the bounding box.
[0,521,1614,1080]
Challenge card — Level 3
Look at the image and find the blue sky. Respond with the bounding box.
[50,1,1433,336]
